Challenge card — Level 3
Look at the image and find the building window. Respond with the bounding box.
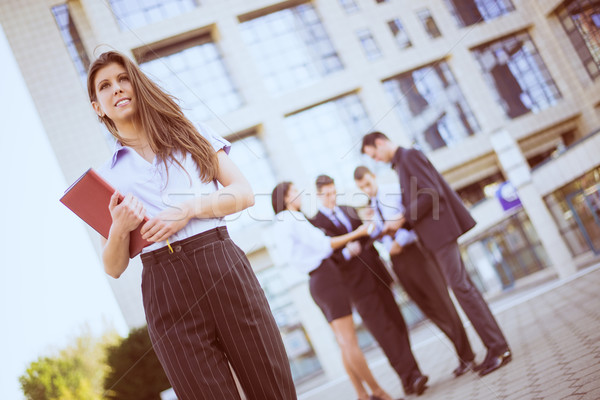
[138,37,243,122]
[456,172,505,207]
[417,9,442,38]
[51,4,90,82]
[388,18,412,49]
[356,29,383,60]
[443,0,515,27]
[339,0,360,14]
[225,133,278,230]
[544,166,600,256]
[239,3,343,94]
[460,210,550,291]
[382,61,480,152]
[557,0,600,80]
[284,94,374,191]
[109,0,198,30]
[472,32,562,119]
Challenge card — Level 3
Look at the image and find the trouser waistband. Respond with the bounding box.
[141,226,229,265]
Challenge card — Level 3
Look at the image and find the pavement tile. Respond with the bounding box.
[298,266,600,400]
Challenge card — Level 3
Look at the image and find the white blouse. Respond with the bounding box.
[98,123,231,253]
[272,210,333,275]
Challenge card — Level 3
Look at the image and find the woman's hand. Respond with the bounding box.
[354,222,375,238]
[345,241,362,257]
[389,241,403,256]
[141,203,192,243]
[109,191,145,235]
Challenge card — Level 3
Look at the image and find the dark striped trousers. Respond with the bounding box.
[141,227,296,400]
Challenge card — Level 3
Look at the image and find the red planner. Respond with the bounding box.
[60,168,152,258]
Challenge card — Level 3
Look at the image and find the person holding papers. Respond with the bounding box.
[271,181,398,400]
[87,51,295,400]
[353,166,476,378]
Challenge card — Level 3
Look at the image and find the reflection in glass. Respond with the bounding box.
[225,135,278,230]
[256,267,322,382]
[339,0,360,14]
[472,32,561,119]
[284,94,375,191]
[557,0,600,79]
[140,41,243,122]
[417,9,442,38]
[388,18,412,49]
[51,4,90,82]
[544,166,600,256]
[356,28,383,60]
[383,61,480,151]
[239,3,343,94]
[109,0,197,30]
[443,0,515,27]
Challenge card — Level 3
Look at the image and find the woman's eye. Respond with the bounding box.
[120,76,129,82]
[99,83,109,90]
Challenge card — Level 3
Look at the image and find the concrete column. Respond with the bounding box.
[288,281,346,380]
[491,129,577,278]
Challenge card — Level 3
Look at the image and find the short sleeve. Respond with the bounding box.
[196,122,231,155]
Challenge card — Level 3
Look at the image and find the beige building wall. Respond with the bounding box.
[2,0,599,384]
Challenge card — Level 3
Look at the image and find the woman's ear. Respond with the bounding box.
[92,101,104,117]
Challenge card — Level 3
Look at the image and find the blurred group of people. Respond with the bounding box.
[271,131,512,400]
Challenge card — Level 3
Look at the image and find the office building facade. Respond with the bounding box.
[2,0,599,385]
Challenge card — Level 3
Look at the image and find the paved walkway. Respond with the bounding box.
[299,265,600,400]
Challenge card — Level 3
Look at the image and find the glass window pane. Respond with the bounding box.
[225,135,277,230]
[140,41,244,122]
[284,94,380,191]
[443,0,515,27]
[471,31,562,119]
[239,3,343,95]
[417,8,442,38]
[51,4,90,83]
[356,28,383,60]
[388,18,412,49]
[109,0,198,30]
[339,0,360,14]
[557,0,600,80]
[382,60,480,152]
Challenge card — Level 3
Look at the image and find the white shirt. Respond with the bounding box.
[272,210,333,275]
[372,183,418,250]
[98,123,231,253]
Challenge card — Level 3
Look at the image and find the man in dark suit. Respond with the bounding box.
[361,132,511,377]
[310,175,428,396]
[354,165,475,377]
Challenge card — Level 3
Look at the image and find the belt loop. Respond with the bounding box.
[217,227,224,241]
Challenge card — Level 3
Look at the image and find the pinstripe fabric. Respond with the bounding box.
[141,227,296,400]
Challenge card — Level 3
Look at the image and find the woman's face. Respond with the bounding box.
[285,184,302,211]
[91,62,137,126]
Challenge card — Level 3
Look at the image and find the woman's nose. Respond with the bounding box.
[113,83,123,94]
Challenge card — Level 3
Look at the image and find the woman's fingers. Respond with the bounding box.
[109,190,120,211]
[141,218,166,241]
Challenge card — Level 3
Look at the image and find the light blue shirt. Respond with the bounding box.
[372,183,418,250]
[273,210,333,275]
[98,123,231,253]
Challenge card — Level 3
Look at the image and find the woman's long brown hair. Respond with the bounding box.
[87,51,218,183]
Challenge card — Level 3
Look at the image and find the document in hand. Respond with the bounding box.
[59,168,152,258]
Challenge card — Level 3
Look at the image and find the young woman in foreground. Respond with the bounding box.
[272,182,399,400]
[88,51,296,400]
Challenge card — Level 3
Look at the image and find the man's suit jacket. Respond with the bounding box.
[310,206,394,287]
[392,147,476,252]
